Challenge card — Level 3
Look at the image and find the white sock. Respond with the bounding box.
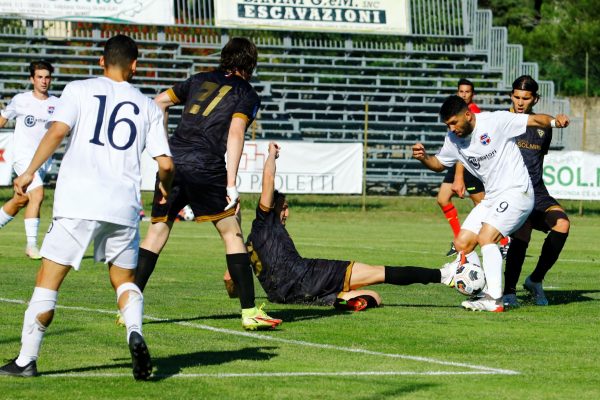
[116,282,144,342]
[16,287,58,366]
[481,243,503,299]
[24,218,40,247]
[454,251,481,266]
[0,207,14,228]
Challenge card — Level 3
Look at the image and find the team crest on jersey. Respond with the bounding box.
[479,133,491,145]
[537,129,545,138]
[24,115,36,127]
[48,106,55,115]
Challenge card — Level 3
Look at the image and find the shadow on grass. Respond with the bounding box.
[145,307,343,325]
[355,381,438,400]
[520,289,600,306]
[42,346,278,381]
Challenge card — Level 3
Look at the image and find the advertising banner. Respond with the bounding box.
[215,0,410,35]
[141,140,364,194]
[544,151,600,200]
[0,132,13,186]
[0,0,174,25]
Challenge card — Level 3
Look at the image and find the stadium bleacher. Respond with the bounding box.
[0,0,573,194]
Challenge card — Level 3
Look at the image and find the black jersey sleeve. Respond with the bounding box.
[233,89,261,128]
[170,76,194,104]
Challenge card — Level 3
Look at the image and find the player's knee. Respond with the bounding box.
[25,289,58,330]
[116,282,143,309]
[12,193,29,208]
[553,217,570,234]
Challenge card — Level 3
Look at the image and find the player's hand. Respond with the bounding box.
[451,180,466,198]
[269,142,281,159]
[224,186,239,211]
[158,182,169,205]
[555,114,570,128]
[412,143,427,161]
[13,172,34,196]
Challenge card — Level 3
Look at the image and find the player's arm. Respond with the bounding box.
[412,142,445,172]
[14,121,70,195]
[260,142,280,208]
[527,113,570,129]
[0,115,8,128]
[452,162,466,198]
[224,117,246,211]
[154,90,178,132]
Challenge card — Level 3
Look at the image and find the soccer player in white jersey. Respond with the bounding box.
[0,34,174,380]
[412,95,569,312]
[0,61,59,259]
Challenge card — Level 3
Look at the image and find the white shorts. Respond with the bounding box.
[40,217,140,271]
[13,158,52,192]
[462,187,534,237]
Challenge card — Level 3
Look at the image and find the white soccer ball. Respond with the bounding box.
[454,262,486,296]
[180,205,195,221]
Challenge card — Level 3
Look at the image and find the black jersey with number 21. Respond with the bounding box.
[167,70,260,169]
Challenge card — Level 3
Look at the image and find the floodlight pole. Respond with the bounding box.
[362,101,368,212]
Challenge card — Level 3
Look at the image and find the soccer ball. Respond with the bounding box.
[454,262,486,296]
[178,205,195,221]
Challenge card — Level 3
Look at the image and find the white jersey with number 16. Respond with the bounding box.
[50,76,171,227]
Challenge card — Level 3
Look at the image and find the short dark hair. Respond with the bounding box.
[512,75,539,97]
[440,95,468,121]
[219,37,258,77]
[273,190,286,210]
[103,34,138,69]
[458,78,475,91]
[29,60,53,77]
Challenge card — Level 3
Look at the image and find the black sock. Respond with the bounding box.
[384,266,440,285]
[226,253,256,309]
[530,231,569,282]
[135,248,159,292]
[503,238,528,295]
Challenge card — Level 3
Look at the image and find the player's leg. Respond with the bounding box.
[23,185,45,259]
[349,262,444,288]
[0,192,28,228]
[0,259,71,377]
[502,221,532,308]
[437,176,460,256]
[102,223,151,380]
[214,215,281,330]
[135,174,182,292]
[525,207,569,306]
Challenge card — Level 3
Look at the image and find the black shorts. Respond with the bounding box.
[150,164,235,223]
[266,259,353,306]
[442,165,484,195]
[529,186,563,232]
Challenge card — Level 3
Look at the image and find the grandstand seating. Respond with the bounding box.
[0,0,573,194]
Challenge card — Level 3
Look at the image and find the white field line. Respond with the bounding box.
[0,297,519,376]
[39,370,506,379]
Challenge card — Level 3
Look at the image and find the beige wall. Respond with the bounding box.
[568,97,600,153]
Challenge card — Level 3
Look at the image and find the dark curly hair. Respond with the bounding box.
[29,60,54,77]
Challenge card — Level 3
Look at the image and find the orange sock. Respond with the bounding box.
[442,204,460,237]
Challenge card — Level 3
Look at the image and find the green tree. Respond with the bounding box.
[481,0,600,96]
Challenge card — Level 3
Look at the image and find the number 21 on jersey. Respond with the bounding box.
[187,82,232,117]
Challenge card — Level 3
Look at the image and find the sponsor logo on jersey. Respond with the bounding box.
[537,129,545,137]
[48,106,55,115]
[467,149,497,170]
[479,133,491,145]
[24,115,36,127]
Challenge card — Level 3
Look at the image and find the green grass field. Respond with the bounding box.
[1,189,599,399]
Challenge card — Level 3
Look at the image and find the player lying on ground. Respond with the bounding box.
[0,34,174,380]
[223,142,455,311]
[502,75,570,308]
[412,95,569,312]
